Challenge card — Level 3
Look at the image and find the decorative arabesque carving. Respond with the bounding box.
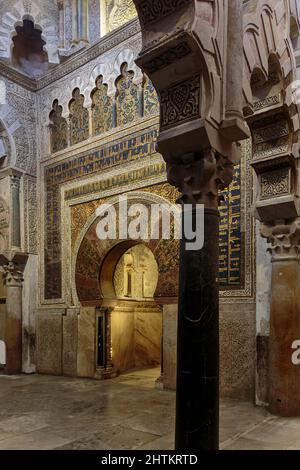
[116,63,140,127]
[251,113,290,161]
[143,75,159,117]
[247,57,297,223]
[160,75,201,130]
[260,168,290,200]
[49,100,68,153]
[106,0,137,32]
[91,76,113,136]
[138,0,190,25]
[69,88,89,145]
[143,42,192,74]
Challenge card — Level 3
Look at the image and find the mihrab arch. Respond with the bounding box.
[74,193,180,305]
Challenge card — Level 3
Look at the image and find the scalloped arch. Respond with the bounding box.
[0,0,59,63]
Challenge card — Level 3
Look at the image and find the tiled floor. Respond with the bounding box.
[0,367,299,450]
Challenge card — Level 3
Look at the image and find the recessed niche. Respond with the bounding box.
[12,18,49,77]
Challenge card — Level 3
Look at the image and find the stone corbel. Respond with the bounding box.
[133,0,249,183]
[249,109,299,223]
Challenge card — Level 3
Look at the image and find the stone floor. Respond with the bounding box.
[0,367,300,450]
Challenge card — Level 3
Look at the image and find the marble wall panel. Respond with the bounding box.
[134,308,162,368]
[63,310,78,377]
[220,302,256,401]
[162,304,177,390]
[36,311,63,375]
[111,309,135,373]
[77,307,95,378]
[162,302,256,401]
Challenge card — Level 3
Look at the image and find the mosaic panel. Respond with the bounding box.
[91,77,113,136]
[44,127,158,299]
[219,163,243,288]
[44,126,247,300]
[105,0,137,33]
[69,89,89,145]
[116,64,140,127]
[143,76,160,117]
[49,100,68,153]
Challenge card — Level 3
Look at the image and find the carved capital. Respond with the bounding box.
[0,252,28,287]
[10,174,21,191]
[261,220,300,261]
[1,262,24,287]
[167,149,234,208]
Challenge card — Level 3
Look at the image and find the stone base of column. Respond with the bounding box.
[94,366,117,380]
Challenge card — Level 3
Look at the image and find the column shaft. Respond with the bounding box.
[175,208,219,450]
[11,175,21,249]
[5,284,22,374]
[269,258,300,416]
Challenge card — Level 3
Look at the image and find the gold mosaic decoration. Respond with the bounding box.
[49,100,68,153]
[91,76,113,135]
[106,0,137,33]
[69,88,89,145]
[143,76,160,117]
[116,63,140,127]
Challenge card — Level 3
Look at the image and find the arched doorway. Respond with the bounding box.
[102,242,162,376]
[74,192,179,382]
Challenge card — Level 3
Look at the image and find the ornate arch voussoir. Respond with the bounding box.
[113,48,142,83]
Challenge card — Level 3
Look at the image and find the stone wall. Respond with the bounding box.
[163,302,256,402]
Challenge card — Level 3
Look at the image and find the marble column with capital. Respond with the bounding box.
[168,149,234,450]
[0,253,27,374]
[262,221,300,416]
[132,0,249,450]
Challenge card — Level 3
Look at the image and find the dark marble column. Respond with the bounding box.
[168,149,233,450]
[176,208,219,450]
[132,0,248,450]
